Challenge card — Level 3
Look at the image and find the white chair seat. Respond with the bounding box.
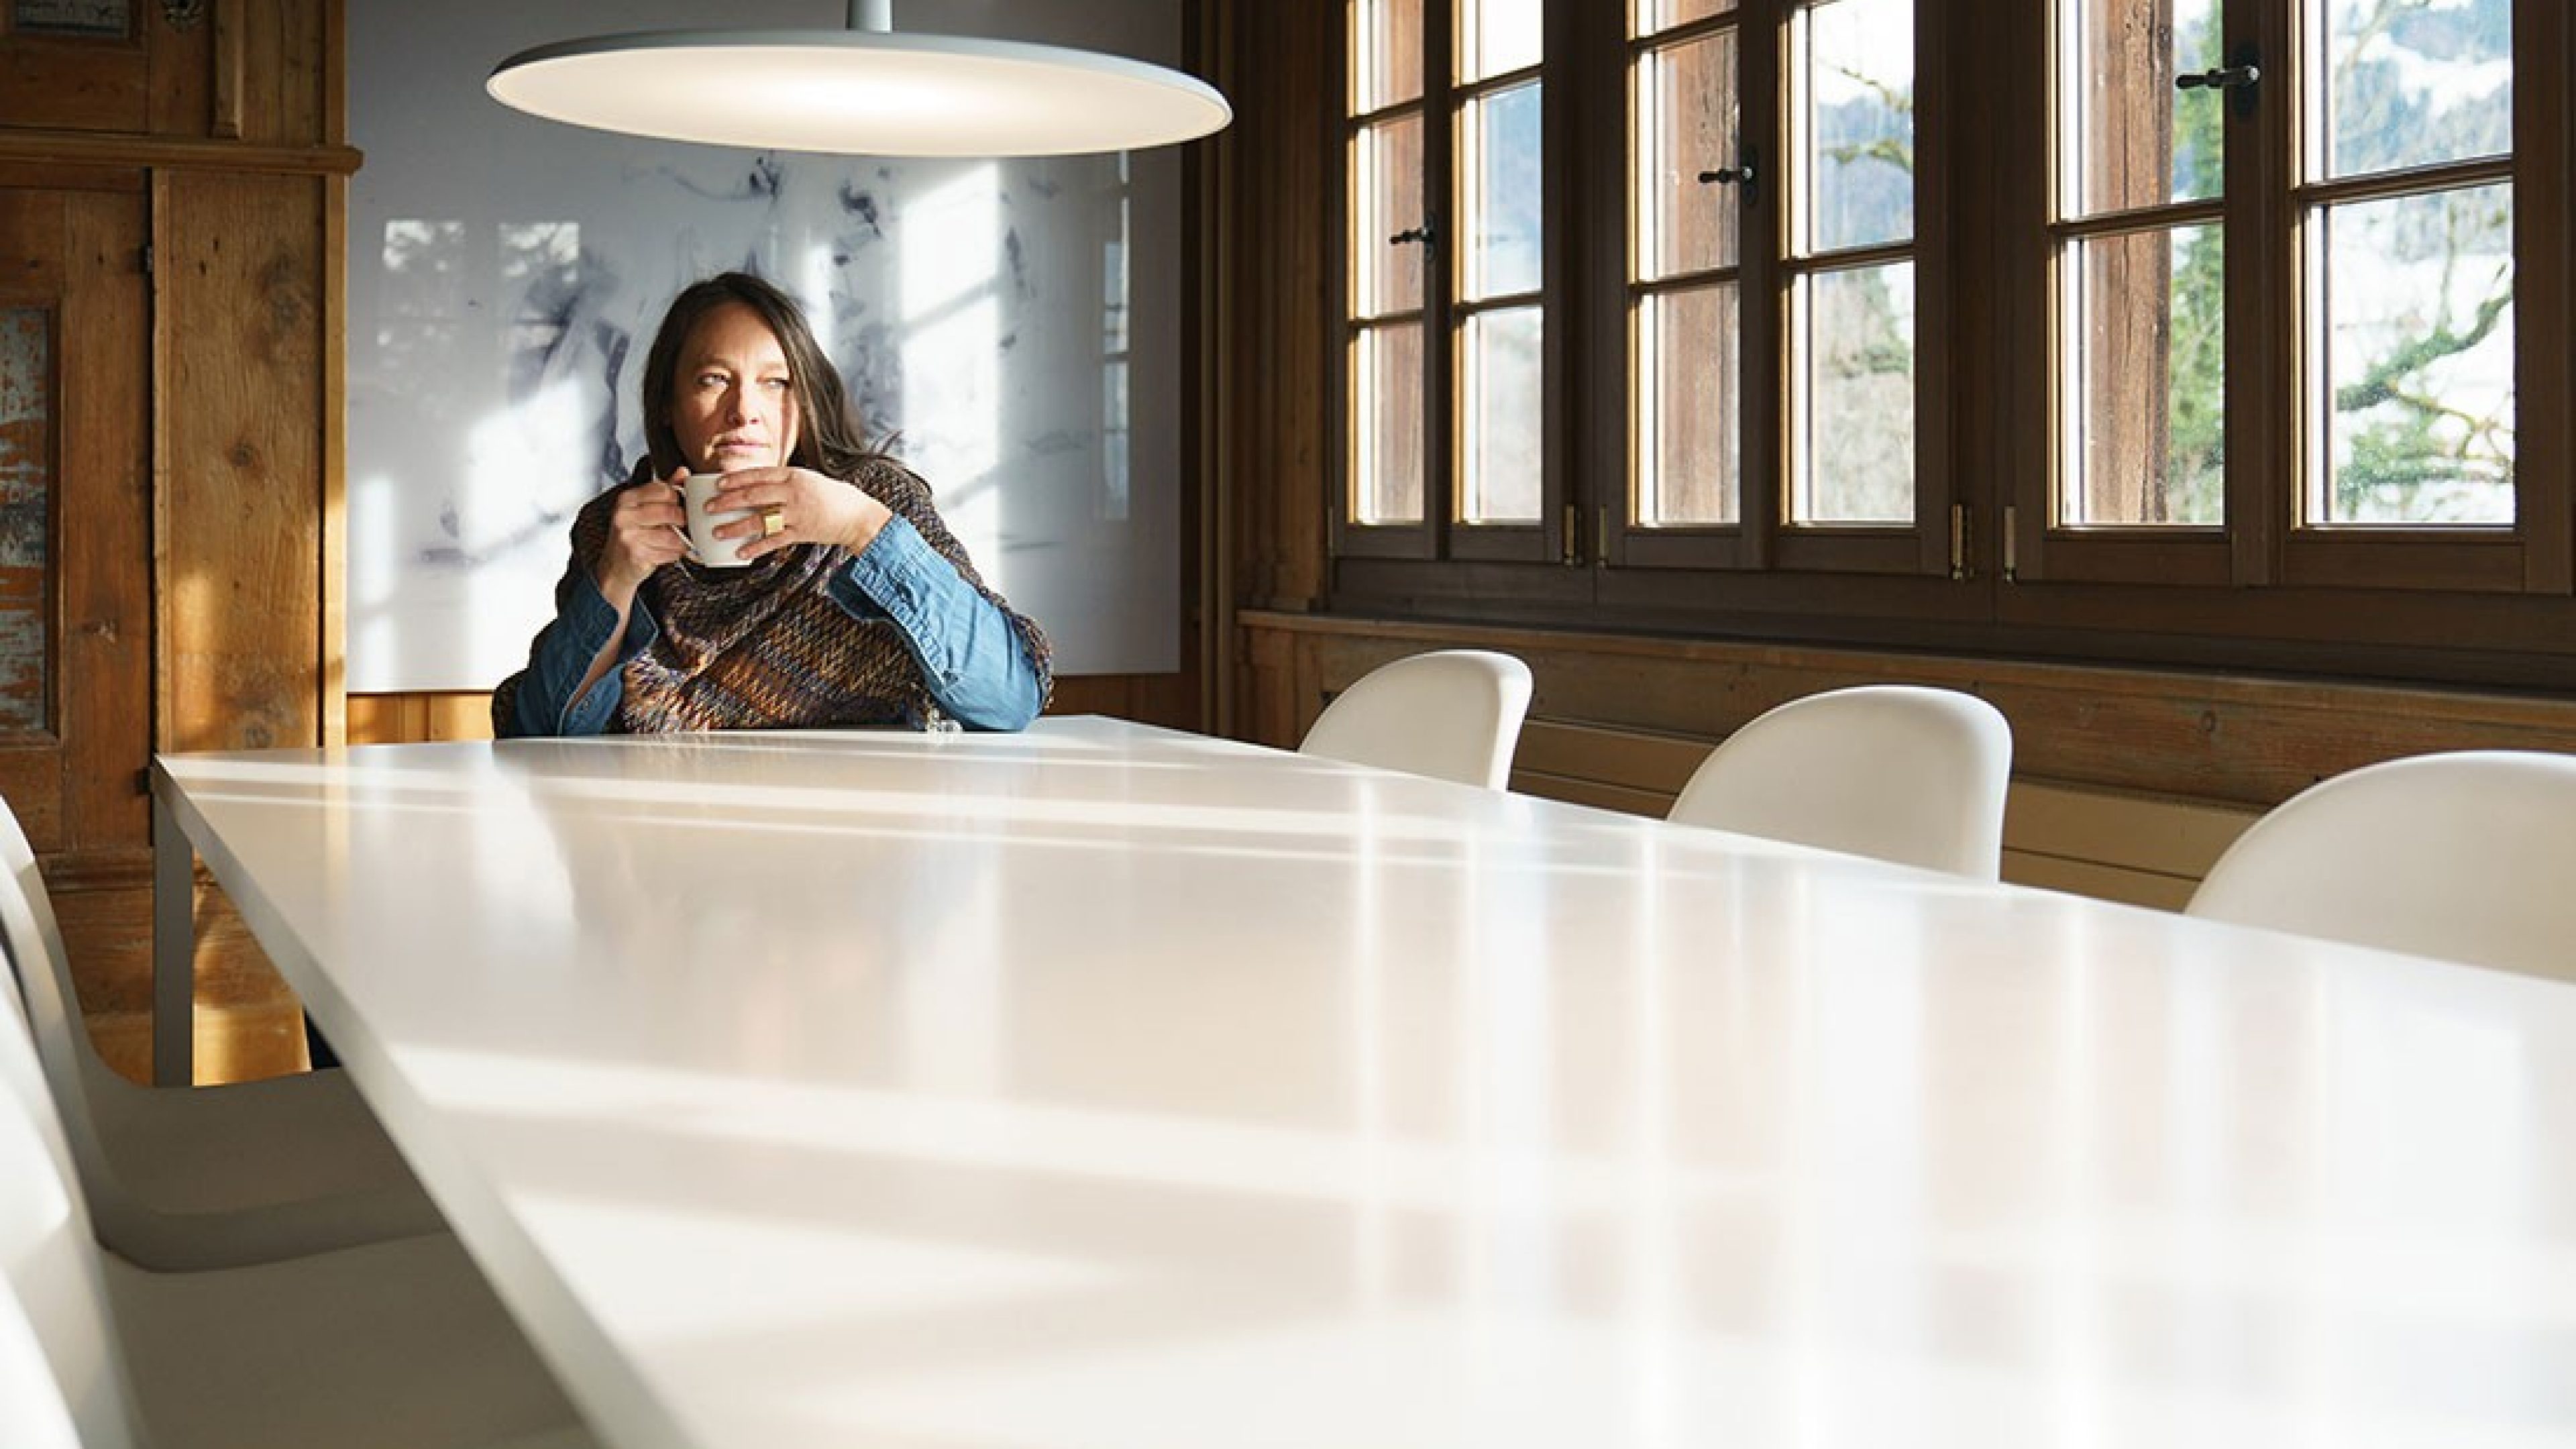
[0,800,446,1270]
[1666,684,2015,879]
[2185,749,2576,979]
[89,1063,444,1263]
[104,1236,587,1449]
[1297,649,1534,790]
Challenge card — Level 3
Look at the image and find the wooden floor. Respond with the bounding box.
[87,1001,311,1085]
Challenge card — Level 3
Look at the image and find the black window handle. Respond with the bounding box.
[1389,225,1435,250]
[1695,146,1759,206]
[2175,44,2261,119]
[2174,64,2259,90]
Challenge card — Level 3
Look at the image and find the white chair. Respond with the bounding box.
[2185,749,2576,979]
[0,801,445,1271]
[0,892,595,1449]
[1667,684,2015,879]
[1297,649,1534,790]
[0,1280,83,1449]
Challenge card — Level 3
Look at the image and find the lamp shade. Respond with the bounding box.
[486,27,1231,157]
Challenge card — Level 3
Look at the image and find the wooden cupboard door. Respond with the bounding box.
[0,180,150,859]
[0,2,149,133]
[0,1,219,138]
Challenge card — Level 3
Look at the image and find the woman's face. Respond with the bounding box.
[666,301,802,475]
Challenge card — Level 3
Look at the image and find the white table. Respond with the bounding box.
[150,717,2576,1449]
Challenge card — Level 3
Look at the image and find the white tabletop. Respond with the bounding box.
[152,717,2576,1449]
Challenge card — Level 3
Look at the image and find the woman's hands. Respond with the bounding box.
[594,470,691,604]
[708,465,894,563]
[590,464,894,604]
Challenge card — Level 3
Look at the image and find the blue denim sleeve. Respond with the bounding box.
[502,574,659,737]
[826,516,1045,731]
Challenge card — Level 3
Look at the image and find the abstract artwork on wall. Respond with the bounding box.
[348,1,1184,692]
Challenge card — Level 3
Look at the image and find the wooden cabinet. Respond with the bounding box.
[0,174,151,869]
[0,0,350,1081]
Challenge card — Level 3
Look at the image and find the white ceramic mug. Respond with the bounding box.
[680,471,755,568]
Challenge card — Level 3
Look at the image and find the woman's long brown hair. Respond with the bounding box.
[639,272,881,481]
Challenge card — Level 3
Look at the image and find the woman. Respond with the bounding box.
[493,272,1051,736]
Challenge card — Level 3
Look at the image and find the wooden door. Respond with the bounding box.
[0,174,151,865]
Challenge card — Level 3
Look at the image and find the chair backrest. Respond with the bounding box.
[0,885,145,1449]
[2185,749,2576,979]
[1297,649,1535,790]
[0,1269,87,1449]
[0,802,147,1252]
[1666,684,2014,879]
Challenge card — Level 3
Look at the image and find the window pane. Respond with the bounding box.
[1638,284,1741,525]
[0,307,51,733]
[1356,115,1426,317]
[1354,323,1426,524]
[1634,0,1733,38]
[1462,307,1543,523]
[1352,0,1425,111]
[2315,184,2514,525]
[1803,0,1914,253]
[1459,0,1542,83]
[2067,0,2224,215]
[1638,29,1738,279]
[1794,262,1914,523]
[1463,80,1544,300]
[2063,225,2224,526]
[2320,0,2510,180]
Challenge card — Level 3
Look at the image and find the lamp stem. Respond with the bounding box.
[850,0,891,32]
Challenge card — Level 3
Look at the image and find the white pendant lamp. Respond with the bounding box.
[487,0,1230,158]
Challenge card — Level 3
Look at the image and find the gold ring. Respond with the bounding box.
[762,508,785,537]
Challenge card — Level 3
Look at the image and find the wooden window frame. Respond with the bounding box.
[2008,0,2571,598]
[1315,0,2576,694]
[1334,0,1568,568]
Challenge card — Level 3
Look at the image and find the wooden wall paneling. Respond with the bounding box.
[1042,674,1199,729]
[159,168,325,753]
[0,28,147,134]
[1198,0,1234,733]
[242,0,327,146]
[60,186,151,857]
[1225,0,1330,616]
[340,690,399,743]
[2518,0,2573,591]
[209,0,243,139]
[1240,610,2576,812]
[423,693,488,740]
[2001,780,2257,908]
[146,0,215,137]
[321,166,343,743]
[346,692,492,745]
[150,167,331,1082]
[1236,620,1297,749]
